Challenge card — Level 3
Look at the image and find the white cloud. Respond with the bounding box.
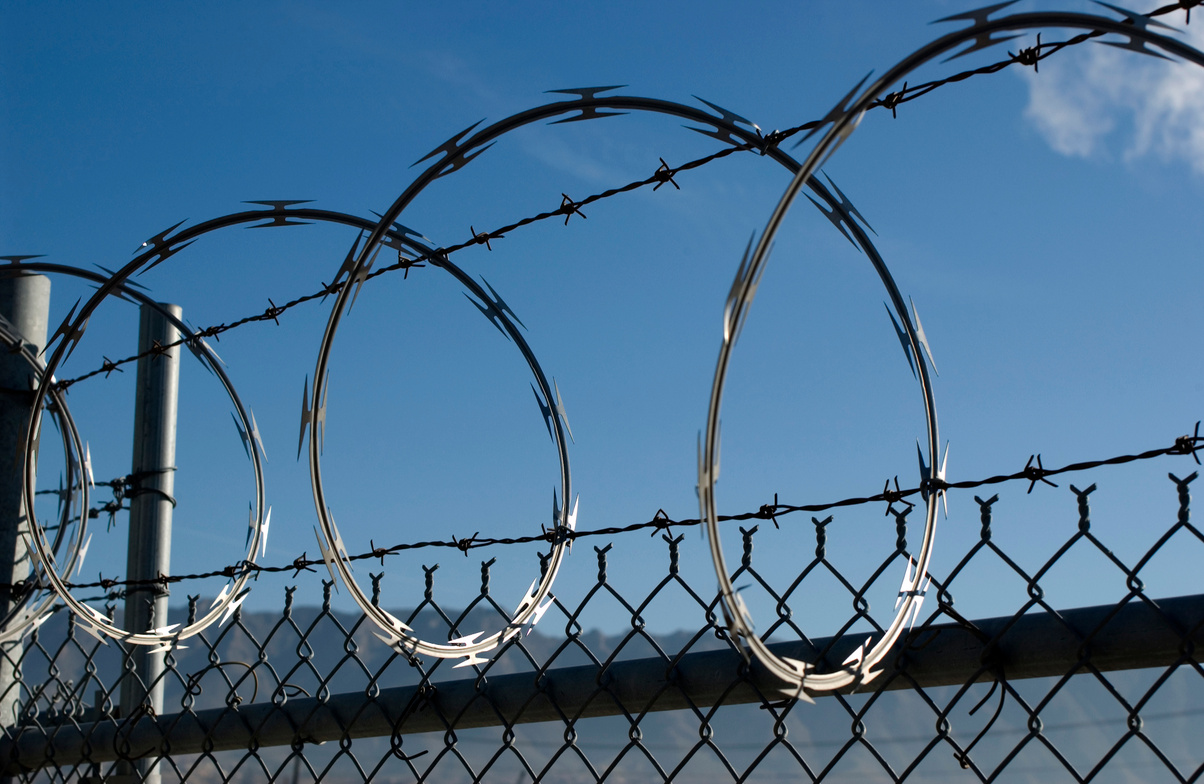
[520,134,621,187]
[1021,22,1204,175]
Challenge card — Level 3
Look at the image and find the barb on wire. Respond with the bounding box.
[882,477,914,518]
[1023,454,1059,493]
[652,158,680,190]
[559,194,587,224]
[1173,421,1202,464]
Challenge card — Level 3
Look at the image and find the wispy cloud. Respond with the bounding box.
[520,133,625,188]
[1021,23,1204,174]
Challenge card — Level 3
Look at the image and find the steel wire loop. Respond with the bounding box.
[307,236,576,667]
[701,5,1204,697]
[0,316,88,643]
[14,214,503,647]
[315,89,912,666]
[21,264,267,647]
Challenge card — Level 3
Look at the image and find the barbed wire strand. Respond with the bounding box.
[46,0,1198,392]
[13,425,1199,598]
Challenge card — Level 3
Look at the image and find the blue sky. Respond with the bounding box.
[3,1,1204,639]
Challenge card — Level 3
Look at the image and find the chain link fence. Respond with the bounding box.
[0,460,1198,782]
[4,10,1203,779]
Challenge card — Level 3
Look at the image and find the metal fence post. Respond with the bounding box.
[118,303,180,784]
[0,273,50,738]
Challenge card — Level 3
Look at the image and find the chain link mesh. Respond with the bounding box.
[0,461,1199,782]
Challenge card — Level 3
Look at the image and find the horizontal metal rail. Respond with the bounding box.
[3,593,1201,774]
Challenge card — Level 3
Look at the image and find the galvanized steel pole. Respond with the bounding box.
[118,303,180,784]
[0,274,49,737]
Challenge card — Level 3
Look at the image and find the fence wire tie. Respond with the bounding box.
[126,701,156,722]
[1023,454,1058,493]
[394,749,429,762]
[955,667,1009,769]
[915,596,994,651]
[123,468,178,508]
[278,683,311,699]
[107,700,160,760]
[183,660,260,707]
